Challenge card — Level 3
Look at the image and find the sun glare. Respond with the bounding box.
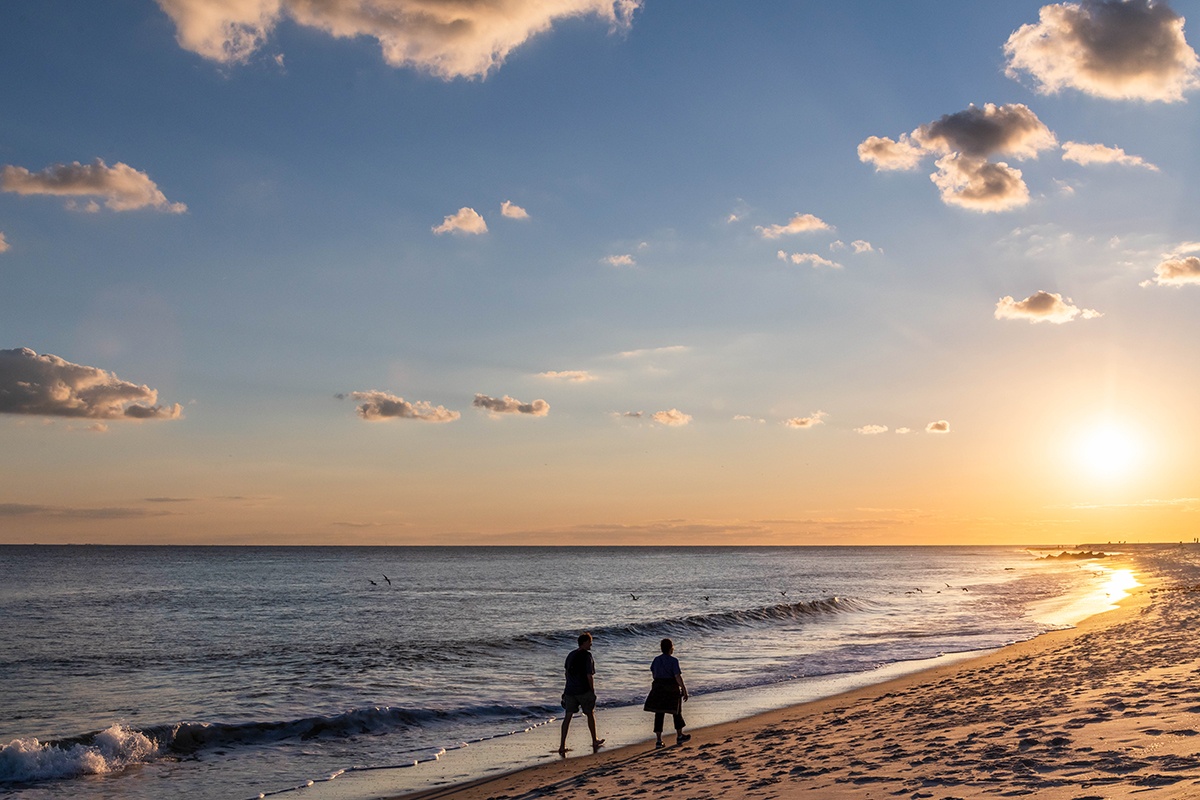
[1076,423,1142,480]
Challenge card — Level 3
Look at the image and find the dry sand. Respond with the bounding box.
[394,550,1200,800]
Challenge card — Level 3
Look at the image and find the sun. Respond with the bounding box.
[1076,423,1142,480]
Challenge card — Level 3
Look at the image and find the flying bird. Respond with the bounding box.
[630,593,639,601]
[368,579,377,586]
[383,575,391,585]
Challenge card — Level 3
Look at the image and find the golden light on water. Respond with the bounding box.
[1103,568,1140,601]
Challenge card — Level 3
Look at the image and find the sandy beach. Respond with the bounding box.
[393,548,1200,800]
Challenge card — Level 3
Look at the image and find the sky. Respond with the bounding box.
[2,0,1200,546]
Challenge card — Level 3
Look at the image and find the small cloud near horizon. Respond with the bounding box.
[784,411,827,429]
[926,420,951,433]
[0,232,8,253]
[474,393,549,416]
[1,159,187,213]
[603,254,636,267]
[994,290,1102,323]
[651,408,692,426]
[433,207,487,235]
[538,370,596,382]
[342,390,460,422]
[777,250,842,269]
[856,424,889,435]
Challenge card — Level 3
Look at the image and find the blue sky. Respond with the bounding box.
[3,1,1200,544]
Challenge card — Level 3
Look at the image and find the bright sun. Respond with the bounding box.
[1076,423,1142,480]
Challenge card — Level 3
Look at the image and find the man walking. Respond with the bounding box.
[559,631,604,754]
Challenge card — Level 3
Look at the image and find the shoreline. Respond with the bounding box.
[382,550,1200,800]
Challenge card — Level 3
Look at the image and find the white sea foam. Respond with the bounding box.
[0,725,158,783]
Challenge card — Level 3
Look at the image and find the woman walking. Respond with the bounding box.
[643,638,690,747]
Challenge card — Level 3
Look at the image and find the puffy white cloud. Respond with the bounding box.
[733,414,765,423]
[855,424,889,435]
[154,0,641,79]
[756,213,831,239]
[1,159,186,213]
[432,207,487,235]
[0,232,8,253]
[501,200,529,219]
[926,420,951,433]
[863,104,1055,213]
[930,155,1030,212]
[777,251,842,269]
[1004,0,1200,102]
[1147,255,1200,285]
[651,408,691,426]
[474,393,549,416]
[0,347,182,420]
[784,411,826,429]
[345,390,460,422]
[603,254,636,267]
[894,427,912,434]
[912,103,1057,160]
[537,370,596,382]
[851,240,876,254]
[1061,141,1159,170]
[857,134,925,171]
[994,290,1102,322]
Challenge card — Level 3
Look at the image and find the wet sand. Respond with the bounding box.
[392,550,1200,800]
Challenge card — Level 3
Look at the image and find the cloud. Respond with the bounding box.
[912,103,1057,160]
[851,240,876,254]
[0,233,8,253]
[930,155,1030,212]
[994,290,1102,323]
[154,0,642,79]
[855,424,889,435]
[537,370,596,382]
[776,251,842,269]
[1004,0,1200,102]
[1,159,187,213]
[926,420,951,433]
[1061,141,1159,170]
[615,345,688,359]
[1146,255,1200,286]
[894,427,912,434]
[784,411,826,429]
[651,408,692,426]
[621,410,644,418]
[0,348,183,420]
[603,254,636,267]
[857,135,925,171]
[756,213,831,239]
[862,104,1055,212]
[500,200,529,219]
[0,503,175,520]
[432,207,487,235]
[733,414,765,423]
[474,393,549,416]
[345,390,460,422]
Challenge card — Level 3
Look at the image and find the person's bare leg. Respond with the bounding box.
[585,710,604,748]
[558,714,571,754]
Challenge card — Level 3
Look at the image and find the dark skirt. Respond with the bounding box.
[643,678,682,714]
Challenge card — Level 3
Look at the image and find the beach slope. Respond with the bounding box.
[396,550,1200,800]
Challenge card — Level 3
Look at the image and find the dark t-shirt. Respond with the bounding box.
[564,648,595,695]
[651,653,681,681]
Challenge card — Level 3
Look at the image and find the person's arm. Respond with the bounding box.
[675,671,688,701]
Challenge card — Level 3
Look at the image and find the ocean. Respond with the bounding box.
[0,545,1126,800]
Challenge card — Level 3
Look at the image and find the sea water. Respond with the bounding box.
[0,545,1121,800]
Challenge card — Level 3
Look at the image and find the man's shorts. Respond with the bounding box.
[561,691,597,715]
